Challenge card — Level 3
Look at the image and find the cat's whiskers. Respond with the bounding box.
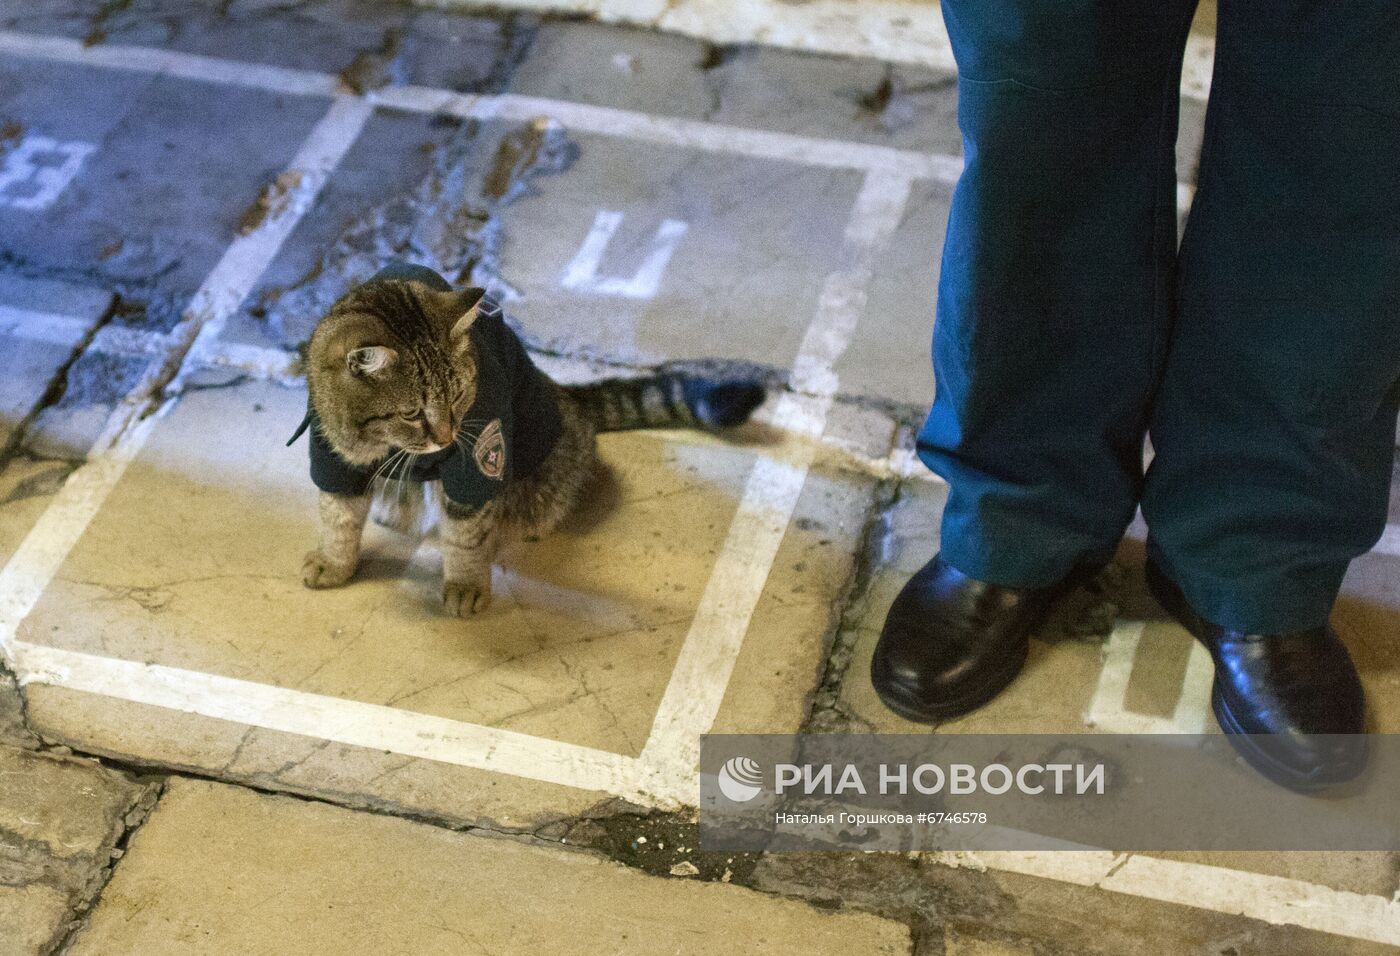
[368,449,407,488]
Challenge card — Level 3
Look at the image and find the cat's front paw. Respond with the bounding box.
[302,550,356,589]
[442,577,492,617]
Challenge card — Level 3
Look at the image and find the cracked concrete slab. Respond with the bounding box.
[508,21,961,155]
[27,380,749,756]
[2,0,529,93]
[0,275,114,454]
[0,53,329,455]
[67,776,911,955]
[18,375,883,826]
[493,130,862,367]
[219,114,579,356]
[0,746,154,956]
[754,849,1397,956]
[841,179,948,409]
[0,59,326,294]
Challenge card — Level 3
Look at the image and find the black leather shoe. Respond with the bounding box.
[1145,559,1367,791]
[871,555,1096,723]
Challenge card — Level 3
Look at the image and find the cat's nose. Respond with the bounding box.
[425,409,454,447]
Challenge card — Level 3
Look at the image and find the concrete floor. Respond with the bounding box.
[0,2,1397,953]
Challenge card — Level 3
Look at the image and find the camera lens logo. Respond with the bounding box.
[717,756,764,803]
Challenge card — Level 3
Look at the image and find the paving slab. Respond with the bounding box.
[0,52,330,453]
[27,379,748,756]
[0,746,152,956]
[214,106,471,353]
[914,855,1397,956]
[494,130,861,367]
[0,0,521,93]
[68,776,911,955]
[0,59,326,295]
[509,21,962,155]
[755,850,1397,956]
[19,375,880,825]
[0,276,114,452]
[841,178,947,409]
[221,113,863,374]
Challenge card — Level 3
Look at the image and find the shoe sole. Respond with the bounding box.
[1144,559,1366,793]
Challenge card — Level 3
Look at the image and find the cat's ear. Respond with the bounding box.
[450,303,479,342]
[346,345,398,378]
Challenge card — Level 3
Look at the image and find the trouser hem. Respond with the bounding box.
[1145,540,1344,634]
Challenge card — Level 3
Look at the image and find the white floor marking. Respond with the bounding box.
[0,96,372,747]
[413,87,965,181]
[0,29,1208,194]
[0,30,959,181]
[929,851,1400,947]
[0,30,337,97]
[11,640,667,805]
[561,210,688,299]
[641,171,914,786]
[0,134,94,210]
[1172,641,1214,733]
[1085,621,1212,734]
[0,305,94,347]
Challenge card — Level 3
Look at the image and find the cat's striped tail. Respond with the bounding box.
[565,373,766,433]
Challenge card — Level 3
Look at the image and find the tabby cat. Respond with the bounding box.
[291,262,765,616]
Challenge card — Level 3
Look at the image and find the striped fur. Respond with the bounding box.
[566,374,766,432]
[301,273,765,617]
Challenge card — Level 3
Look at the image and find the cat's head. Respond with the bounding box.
[306,278,484,466]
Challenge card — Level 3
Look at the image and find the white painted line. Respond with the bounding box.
[0,29,1208,193]
[200,340,300,378]
[12,640,671,806]
[0,30,337,96]
[1085,621,1157,733]
[0,305,186,358]
[929,850,1400,947]
[0,134,95,211]
[1086,620,1215,734]
[561,210,689,299]
[0,408,165,651]
[0,29,960,181]
[641,171,913,785]
[1171,640,1214,734]
[0,96,371,734]
[455,89,962,181]
[790,172,916,398]
[0,305,93,348]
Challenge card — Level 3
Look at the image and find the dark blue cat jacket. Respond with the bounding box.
[289,263,562,512]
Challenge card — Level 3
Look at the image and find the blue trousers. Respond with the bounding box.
[919,0,1400,632]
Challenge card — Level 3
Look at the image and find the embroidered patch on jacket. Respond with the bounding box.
[474,418,507,479]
